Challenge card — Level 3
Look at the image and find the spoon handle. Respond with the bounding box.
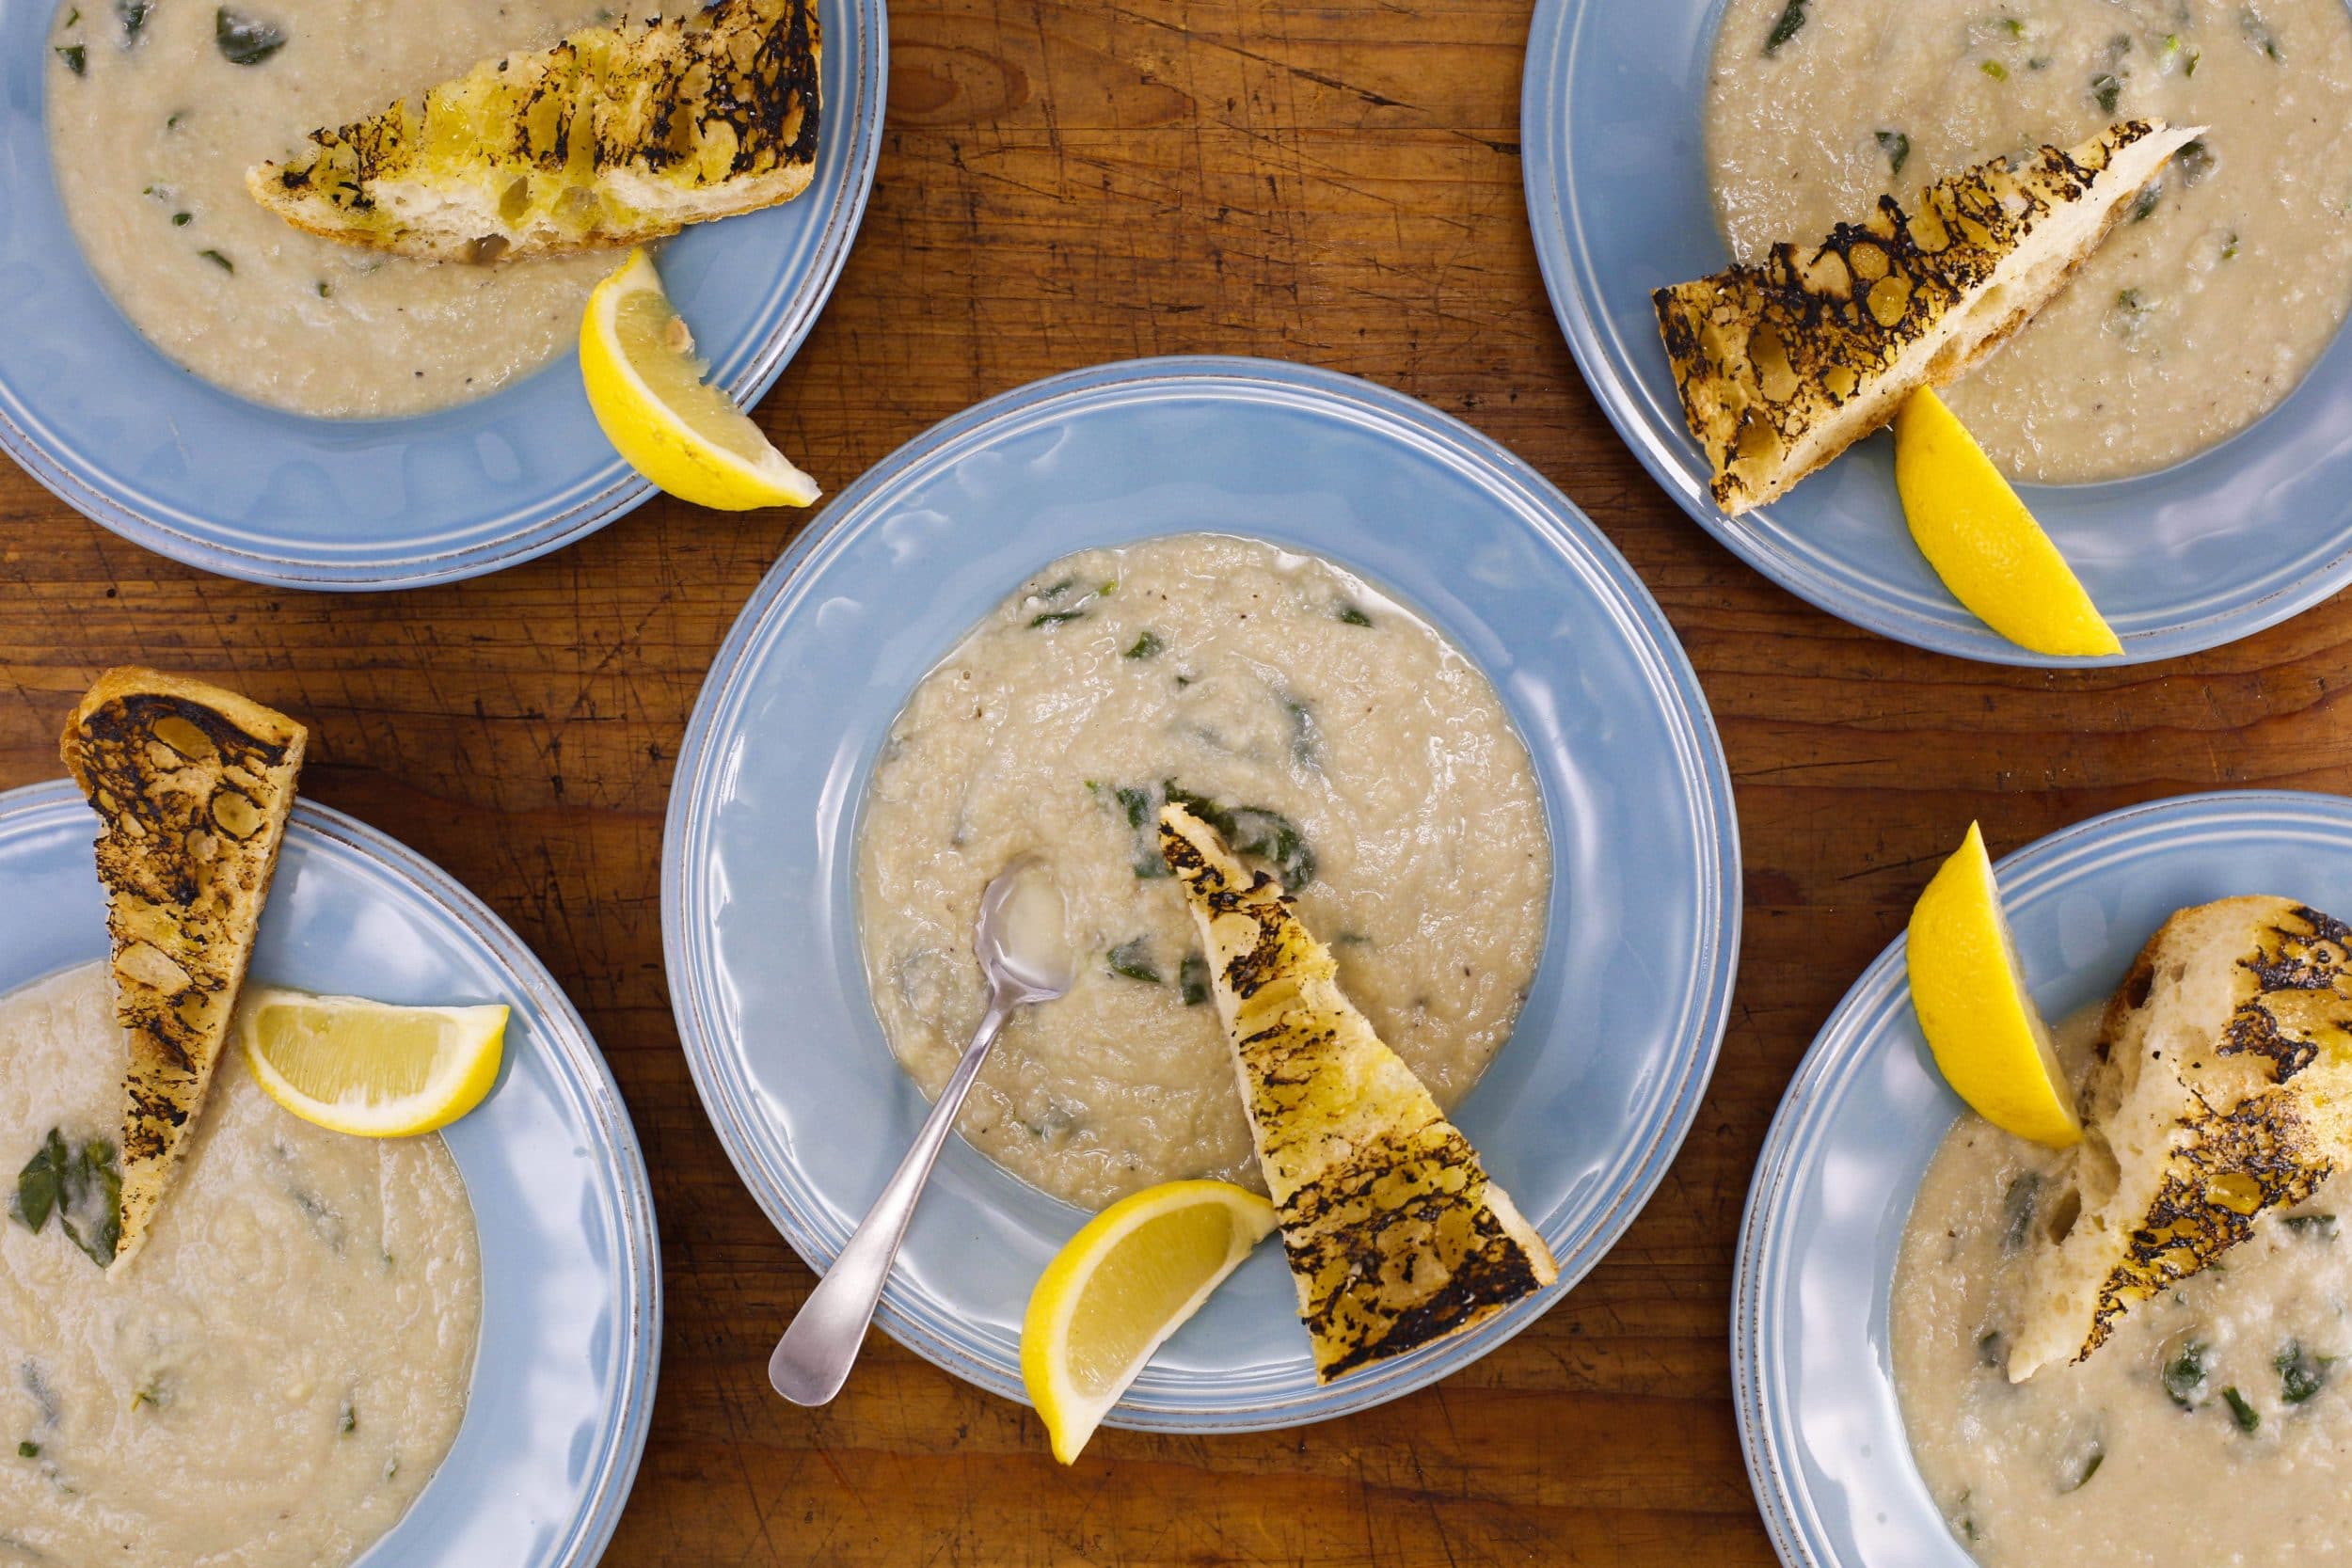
[769,999,1013,1405]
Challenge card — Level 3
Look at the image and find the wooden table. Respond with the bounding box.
[7,0,2335,1561]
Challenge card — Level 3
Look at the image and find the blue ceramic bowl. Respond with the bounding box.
[0,0,884,590]
[1522,0,2352,666]
[0,780,660,1566]
[663,355,1741,1430]
[1733,790,2352,1568]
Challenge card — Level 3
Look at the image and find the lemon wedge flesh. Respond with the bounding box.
[1022,1180,1277,1465]
[579,247,820,511]
[1906,823,2082,1148]
[1894,388,2122,658]
[239,987,507,1138]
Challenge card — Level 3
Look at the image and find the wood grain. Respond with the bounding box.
[8,0,2349,1561]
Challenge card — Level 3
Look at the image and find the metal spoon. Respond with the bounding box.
[769,859,1077,1405]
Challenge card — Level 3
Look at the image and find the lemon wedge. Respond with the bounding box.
[1022,1179,1277,1464]
[1906,823,2082,1148]
[238,987,507,1137]
[579,248,820,511]
[1893,388,2122,658]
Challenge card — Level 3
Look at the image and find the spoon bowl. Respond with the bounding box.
[767,859,1073,1405]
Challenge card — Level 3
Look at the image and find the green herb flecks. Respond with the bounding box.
[339,1398,358,1435]
[1124,631,1164,660]
[2173,137,2215,187]
[316,279,333,298]
[1109,784,1175,879]
[1105,939,1161,985]
[2058,1440,2104,1493]
[2092,71,2122,114]
[10,1132,65,1233]
[171,212,192,227]
[1179,953,1211,1006]
[15,1441,36,1460]
[2130,183,2162,223]
[130,1375,171,1413]
[2000,1173,2041,1252]
[2163,1340,2210,1408]
[1335,603,1374,627]
[1875,130,1911,177]
[1981,58,2009,79]
[2277,1340,2329,1404]
[1281,694,1320,768]
[118,0,151,39]
[56,44,87,74]
[2282,1212,2336,1238]
[199,248,234,274]
[1027,578,1115,630]
[12,1130,121,1267]
[2240,7,2282,59]
[1163,782,1315,888]
[2224,1386,2261,1432]
[1763,0,1806,53]
[215,8,287,65]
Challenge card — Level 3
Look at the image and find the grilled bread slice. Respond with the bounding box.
[1158,803,1557,1381]
[246,0,819,261]
[2007,897,2352,1380]
[59,670,306,1266]
[1654,119,2200,515]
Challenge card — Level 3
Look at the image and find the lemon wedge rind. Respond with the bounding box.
[1894,388,2122,659]
[1906,822,2082,1149]
[1021,1179,1277,1465]
[579,247,820,512]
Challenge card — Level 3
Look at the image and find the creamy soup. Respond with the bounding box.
[0,966,480,1568]
[855,534,1552,1211]
[1894,1008,2352,1566]
[1705,0,2352,483]
[44,0,622,418]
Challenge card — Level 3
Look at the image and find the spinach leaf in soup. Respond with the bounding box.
[1179,953,1211,1006]
[1163,782,1314,888]
[2162,1340,2210,1408]
[1875,130,1911,177]
[215,8,288,66]
[10,1131,69,1233]
[1763,0,1806,53]
[1105,939,1161,985]
[2277,1339,2329,1404]
[12,1131,120,1267]
[56,44,87,75]
[2224,1386,2261,1433]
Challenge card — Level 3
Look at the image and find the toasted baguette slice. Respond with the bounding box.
[1158,803,1557,1381]
[1654,119,2200,515]
[246,0,819,261]
[59,670,306,1266]
[2007,896,2352,1380]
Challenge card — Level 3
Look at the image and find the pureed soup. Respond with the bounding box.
[43,0,621,418]
[0,966,481,1568]
[1704,0,2352,483]
[854,533,1552,1212]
